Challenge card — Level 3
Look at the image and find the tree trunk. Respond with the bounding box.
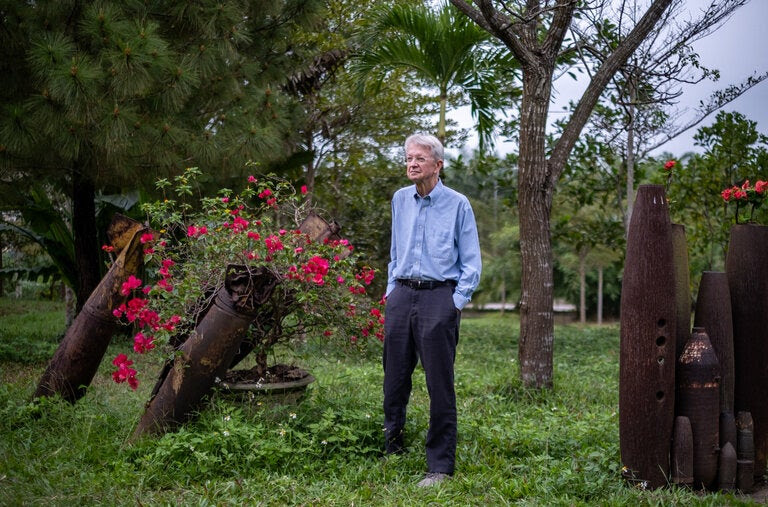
[72,169,100,314]
[34,220,147,402]
[625,80,637,235]
[579,247,587,324]
[517,69,555,389]
[597,265,604,325]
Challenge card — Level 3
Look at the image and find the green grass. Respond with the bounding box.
[0,298,760,505]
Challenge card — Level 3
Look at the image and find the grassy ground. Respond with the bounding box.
[0,298,760,505]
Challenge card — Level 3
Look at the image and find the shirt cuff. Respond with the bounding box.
[453,292,470,311]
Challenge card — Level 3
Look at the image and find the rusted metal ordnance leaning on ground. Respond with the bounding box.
[132,265,278,438]
[34,216,148,403]
[619,184,677,489]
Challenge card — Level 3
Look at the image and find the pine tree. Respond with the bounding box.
[0,0,323,310]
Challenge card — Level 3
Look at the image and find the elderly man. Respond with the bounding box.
[383,133,482,487]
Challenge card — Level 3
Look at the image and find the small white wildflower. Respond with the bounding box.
[290,412,297,419]
[551,406,557,411]
[639,481,648,490]
[279,429,286,436]
[222,430,230,437]
[365,414,371,419]
[215,376,221,384]
[189,446,195,451]
[224,415,231,422]
[321,440,328,445]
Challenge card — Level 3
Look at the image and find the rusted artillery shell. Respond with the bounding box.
[727,224,768,478]
[34,221,148,402]
[694,272,734,414]
[133,266,279,438]
[671,416,694,487]
[736,411,755,461]
[720,412,737,451]
[672,224,692,361]
[620,185,677,489]
[718,442,737,491]
[676,327,720,490]
[737,460,754,492]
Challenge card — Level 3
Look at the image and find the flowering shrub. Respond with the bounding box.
[721,179,767,224]
[109,167,384,389]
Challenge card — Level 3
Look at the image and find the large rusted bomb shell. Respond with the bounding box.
[718,442,737,491]
[694,272,734,414]
[133,266,279,438]
[677,327,720,490]
[34,221,148,402]
[720,412,737,452]
[671,416,694,487]
[672,224,692,361]
[727,224,768,478]
[619,185,677,489]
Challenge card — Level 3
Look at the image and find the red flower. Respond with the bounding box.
[248,175,257,183]
[101,244,115,252]
[258,188,272,199]
[133,332,156,354]
[121,275,143,296]
[140,232,154,244]
[756,180,767,194]
[301,185,308,195]
[663,160,676,171]
[265,235,284,253]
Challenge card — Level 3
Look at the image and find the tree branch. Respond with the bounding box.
[548,0,674,185]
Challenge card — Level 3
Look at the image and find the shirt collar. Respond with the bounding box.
[412,179,444,205]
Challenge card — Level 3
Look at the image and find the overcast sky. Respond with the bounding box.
[449,0,768,159]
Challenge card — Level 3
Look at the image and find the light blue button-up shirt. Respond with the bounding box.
[386,180,482,310]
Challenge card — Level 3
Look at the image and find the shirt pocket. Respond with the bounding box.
[426,227,454,260]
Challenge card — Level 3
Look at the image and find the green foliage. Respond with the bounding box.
[661,111,768,279]
[1,302,757,505]
[352,2,517,149]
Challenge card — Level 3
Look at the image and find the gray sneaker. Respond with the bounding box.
[417,472,451,487]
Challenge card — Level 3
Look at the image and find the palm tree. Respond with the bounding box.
[352,2,514,150]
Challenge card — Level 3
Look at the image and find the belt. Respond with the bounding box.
[397,279,456,290]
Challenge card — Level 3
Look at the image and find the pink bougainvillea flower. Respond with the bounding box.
[248,175,257,183]
[742,180,750,190]
[101,244,115,252]
[133,332,156,354]
[663,160,676,170]
[266,197,277,208]
[756,180,767,194]
[258,188,272,199]
[265,235,284,253]
[301,185,308,195]
[156,278,173,292]
[121,275,143,296]
[140,232,154,244]
[222,197,230,203]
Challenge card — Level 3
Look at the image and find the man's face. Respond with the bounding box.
[405,144,442,186]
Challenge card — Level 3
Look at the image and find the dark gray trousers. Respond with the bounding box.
[383,283,460,475]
